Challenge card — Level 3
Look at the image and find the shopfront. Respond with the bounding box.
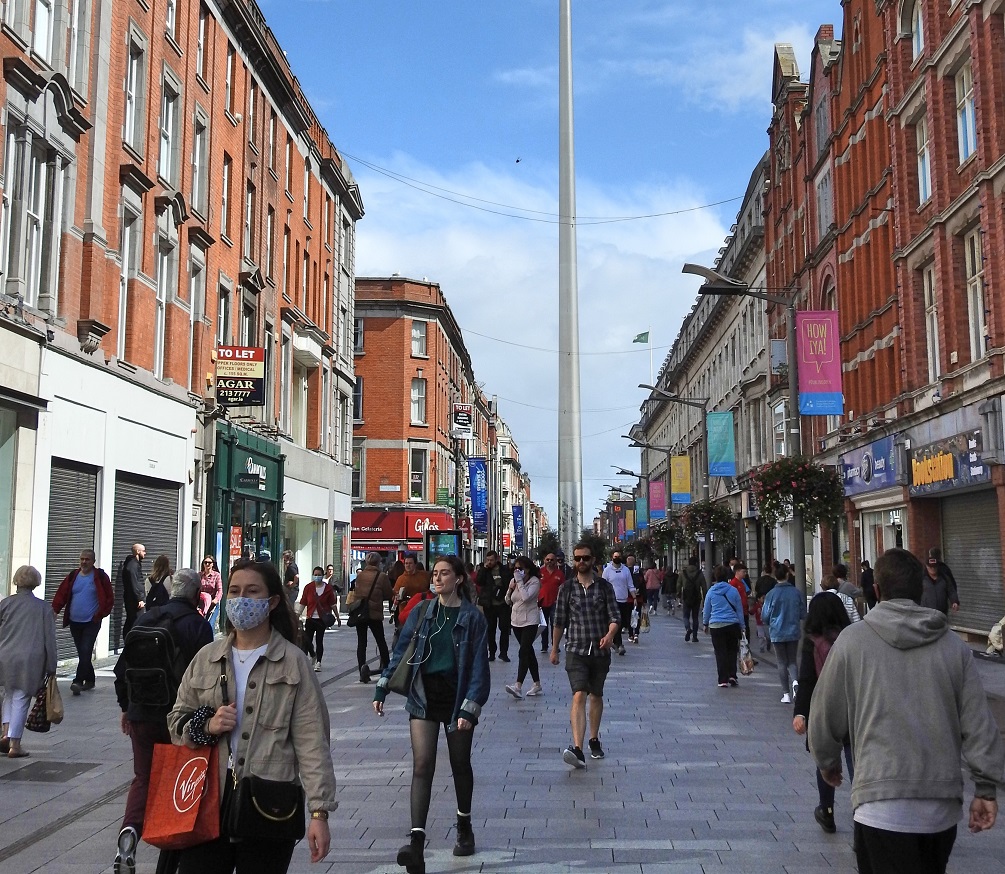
[351,507,456,562]
[209,422,283,582]
[841,436,908,571]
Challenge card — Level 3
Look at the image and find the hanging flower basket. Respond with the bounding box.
[650,517,687,553]
[681,500,735,544]
[748,456,844,530]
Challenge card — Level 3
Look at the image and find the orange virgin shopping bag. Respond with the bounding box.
[143,743,220,849]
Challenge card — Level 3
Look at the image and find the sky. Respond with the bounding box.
[262,0,843,531]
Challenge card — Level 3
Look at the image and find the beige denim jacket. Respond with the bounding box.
[168,628,337,813]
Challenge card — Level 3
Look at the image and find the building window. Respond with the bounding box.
[265,207,274,278]
[243,182,255,260]
[815,168,833,240]
[117,198,141,359]
[911,1,924,60]
[22,142,47,308]
[165,0,176,38]
[157,79,179,184]
[352,377,362,420]
[190,114,208,215]
[353,318,364,353]
[124,36,146,151]
[281,225,289,297]
[411,320,427,356]
[772,400,787,458]
[410,378,427,424]
[188,248,206,391]
[351,444,363,499]
[301,249,309,309]
[923,264,940,385]
[241,297,255,346]
[268,111,276,170]
[410,448,427,501]
[196,4,207,79]
[154,235,175,380]
[247,77,257,143]
[303,161,310,219]
[916,114,931,204]
[956,61,977,164]
[220,153,231,238]
[225,43,235,114]
[33,0,53,64]
[285,136,292,192]
[280,332,293,432]
[67,0,90,91]
[964,228,986,362]
[216,284,230,347]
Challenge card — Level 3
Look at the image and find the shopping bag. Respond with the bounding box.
[739,634,755,676]
[24,686,50,733]
[639,611,651,633]
[45,675,63,724]
[630,607,639,626]
[143,743,220,850]
[537,609,548,628]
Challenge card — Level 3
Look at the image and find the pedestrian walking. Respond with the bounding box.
[626,554,645,641]
[144,554,172,611]
[199,555,223,628]
[373,555,490,873]
[538,553,563,654]
[504,556,543,699]
[348,552,393,683]
[728,562,752,645]
[52,549,114,694]
[602,550,635,652]
[661,563,678,615]
[298,566,338,672]
[0,566,57,759]
[120,543,146,637]
[643,560,662,613]
[551,542,620,769]
[810,548,1004,874]
[678,557,705,642]
[112,568,213,874]
[701,565,744,688]
[761,564,806,703]
[474,551,512,662]
[168,558,336,874]
[792,592,854,835]
[820,573,861,624]
[281,550,300,602]
[860,559,876,610]
[923,552,960,615]
[322,563,342,627]
[391,553,430,646]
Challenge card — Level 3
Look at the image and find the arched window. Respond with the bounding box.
[907,1,924,60]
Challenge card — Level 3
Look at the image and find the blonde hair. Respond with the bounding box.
[13,565,42,590]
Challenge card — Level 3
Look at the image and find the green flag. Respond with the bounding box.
[633,331,649,344]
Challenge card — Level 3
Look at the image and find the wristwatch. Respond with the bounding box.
[311,810,329,821]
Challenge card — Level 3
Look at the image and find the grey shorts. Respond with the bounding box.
[565,650,611,697]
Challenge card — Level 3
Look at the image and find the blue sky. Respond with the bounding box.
[264,0,842,531]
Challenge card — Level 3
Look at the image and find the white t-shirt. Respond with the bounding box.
[229,644,268,757]
[311,582,325,619]
[855,798,960,833]
[603,564,635,602]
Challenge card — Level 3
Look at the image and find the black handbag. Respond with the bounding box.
[386,600,432,696]
[346,573,381,627]
[24,685,50,733]
[227,774,305,842]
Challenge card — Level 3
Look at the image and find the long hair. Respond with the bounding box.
[514,555,540,580]
[432,554,475,602]
[148,554,172,583]
[226,559,297,642]
[804,592,852,636]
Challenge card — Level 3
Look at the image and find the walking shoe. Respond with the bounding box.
[727,677,738,687]
[499,654,511,663]
[70,682,82,696]
[525,683,543,696]
[791,679,799,699]
[114,826,138,874]
[488,654,495,662]
[780,693,791,704]
[631,636,640,644]
[396,829,425,874]
[617,646,626,655]
[453,816,475,856]
[814,805,837,834]
[505,683,523,699]
[562,745,587,769]
[314,660,321,672]
[82,680,95,691]
[588,737,605,759]
[717,682,729,688]
[359,665,372,684]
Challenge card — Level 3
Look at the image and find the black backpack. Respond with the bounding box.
[122,609,187,708]
[681,569,702,605]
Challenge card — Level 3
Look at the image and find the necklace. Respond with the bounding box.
[233,644,266,665]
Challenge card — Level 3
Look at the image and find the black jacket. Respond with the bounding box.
[475,565,512,608]
[120,554,145,608]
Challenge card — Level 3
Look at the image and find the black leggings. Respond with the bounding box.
[511,624,540,684]
[302,618,326,661]
[356,618,389,669]
[408,718,475,829]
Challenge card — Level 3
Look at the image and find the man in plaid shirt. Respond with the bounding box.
[551,541,620,769]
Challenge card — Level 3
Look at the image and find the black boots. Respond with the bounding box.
[396,829,425,874]
[453,814,475,856]
[359,664,371,683]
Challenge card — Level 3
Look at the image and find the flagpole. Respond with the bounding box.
[649,325,653,386]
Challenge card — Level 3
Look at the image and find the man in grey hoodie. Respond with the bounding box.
[810,547,1003,874]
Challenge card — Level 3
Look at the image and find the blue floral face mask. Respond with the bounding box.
[225,596,272,631]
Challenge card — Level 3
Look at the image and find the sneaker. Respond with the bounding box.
[727,677,738,687]
[488,654,495,662]
[70,682,82,696]
[588,737,605,759]
[505,683,523,699]
[814,805,837,834]
[631,636,640,644]
[780,693,791,704]
[114,826,138,874]
[314,661,321,673]
[525,683,543,696]
[499,654,511,663]
[562,745,587,769]
[617,646,626,656]
[717,682,729,688]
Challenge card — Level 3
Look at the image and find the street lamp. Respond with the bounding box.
[681,262,806,596]
[637,384,713,584]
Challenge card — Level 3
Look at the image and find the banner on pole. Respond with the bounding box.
[635,497,648,531]
[625,507,635,539]
[707,412,737,477]
[648,480,667,520]
[797,310,844,415]
[671,456,691,504]
[512,504,524,550]
[468,458,488,533]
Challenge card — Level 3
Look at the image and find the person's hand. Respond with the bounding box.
[120,713,131,736]
[208,702,237,736]
[599,633,613,651]
[952,602,960,613]
[550,647,560,666]
[820,767,842,788]
[373,700,384,717]
[137,601,145,611]
[792,715,806,735]
[969,797,997,833]
[456,717,473,731]
[306,817,331,862]
[703,625,710,635]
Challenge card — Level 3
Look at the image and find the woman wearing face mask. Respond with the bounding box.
[503,556,543,699]
[373,556,490,874]
[168,559,336,874]
[298,567,338,672]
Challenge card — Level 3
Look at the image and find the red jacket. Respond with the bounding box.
[399,590,435,625]
[52,567,114,627]
[728,577,749,617]
[299,582,337,618]
[538,567,564,609]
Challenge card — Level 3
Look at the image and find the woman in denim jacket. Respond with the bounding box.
[373,555,490,874]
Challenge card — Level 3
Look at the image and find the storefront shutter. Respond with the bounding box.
[45,460,98,661]
[942,491,1004,634]
[110,473,181,651]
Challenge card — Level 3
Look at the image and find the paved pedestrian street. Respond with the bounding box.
[3,613,1005,874]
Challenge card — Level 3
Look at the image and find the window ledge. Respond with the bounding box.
[269,168,279,183]
[285,190,294,204]
[957,152,978,173]
[196,74,210,94]
[166,33,183,58]
[411,353,429,360]
[225,109,239,127]
[410,422,429,428]
[220,233,233,248]
[122,141,145,164]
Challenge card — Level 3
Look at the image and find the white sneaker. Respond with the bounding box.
[505,683,524,699]
[791,679,799,699]
[525,683,543,697]
[780,693,792,704]
[314,660,321,672]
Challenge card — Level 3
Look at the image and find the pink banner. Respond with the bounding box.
[797,310,843,416]
[648,480,667,520]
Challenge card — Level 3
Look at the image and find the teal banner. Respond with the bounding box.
[707,412,737,477]
[635,497,648,531]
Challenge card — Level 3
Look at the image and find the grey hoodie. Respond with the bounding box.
[809,599,1004,810]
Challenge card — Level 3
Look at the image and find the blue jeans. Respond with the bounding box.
[69,620,101,685]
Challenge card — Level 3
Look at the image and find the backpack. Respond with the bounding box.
[681,568,702,605]
[122,609,187,708]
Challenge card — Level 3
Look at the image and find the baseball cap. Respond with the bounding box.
[927,557,938,566]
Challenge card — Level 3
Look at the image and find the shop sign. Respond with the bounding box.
[436,487,451,506]
[909,429,990,496]
[235,456,267,492]
[351,510,404,541]
[216,346,266,407]
[840,436,898,497]
[451,403,474,439]
[406,512,453,540]
[502,532,511,548]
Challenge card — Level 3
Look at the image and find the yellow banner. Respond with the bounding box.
[670,456,691,503]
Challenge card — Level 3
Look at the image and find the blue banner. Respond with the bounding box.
[635,497,648,531]
[468,458,488,533]
[512,504,524,550]
[706,412,737,477]
[840,436,897,497]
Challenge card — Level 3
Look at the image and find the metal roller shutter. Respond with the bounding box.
[45,460,98,661]
[942,491,1004,634]
[110,473,181,651]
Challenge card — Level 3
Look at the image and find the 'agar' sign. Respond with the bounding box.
[216,346,266,406]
